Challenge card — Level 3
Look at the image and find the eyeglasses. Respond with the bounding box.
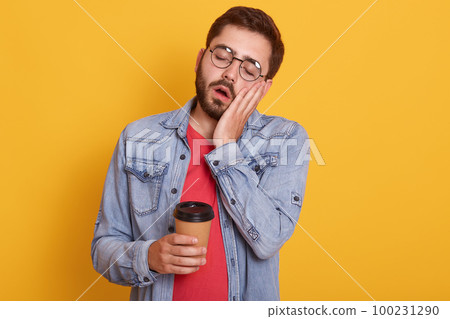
[209,46,265,82]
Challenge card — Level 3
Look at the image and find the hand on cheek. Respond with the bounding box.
[212,81,268,148]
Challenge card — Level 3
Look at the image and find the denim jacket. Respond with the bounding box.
[91,97,310,301]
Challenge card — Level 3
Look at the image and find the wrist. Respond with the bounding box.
[148,241,158,271]
[213,138,235,148]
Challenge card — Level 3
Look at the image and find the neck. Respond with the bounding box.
[189,101,218,139]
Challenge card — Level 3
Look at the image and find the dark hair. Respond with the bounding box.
[206,6,284,80]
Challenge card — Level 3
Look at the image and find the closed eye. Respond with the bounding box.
[243,67,255,77]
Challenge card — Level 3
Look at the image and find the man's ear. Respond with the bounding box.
[195,48,205,72]
[262,79,273,98]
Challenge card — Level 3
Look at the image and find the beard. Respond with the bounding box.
[195,59,236,121]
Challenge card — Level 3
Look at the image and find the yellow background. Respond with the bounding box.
[0,0,449,300]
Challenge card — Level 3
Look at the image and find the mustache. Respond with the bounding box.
[208,80,236,99]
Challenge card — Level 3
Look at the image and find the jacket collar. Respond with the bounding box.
[160,96,266,138]
[160,97,196,138]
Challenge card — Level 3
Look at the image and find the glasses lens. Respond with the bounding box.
[240,60,261,81]
[212,47,232,68]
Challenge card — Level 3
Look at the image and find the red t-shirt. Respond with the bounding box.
[172,124,228,301]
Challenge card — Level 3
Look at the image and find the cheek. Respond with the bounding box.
[202,68,219,85]
[236,83,252,94]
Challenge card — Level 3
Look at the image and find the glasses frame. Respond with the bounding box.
[209,46,266,82]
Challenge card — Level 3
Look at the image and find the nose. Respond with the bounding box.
[222,59,240,83]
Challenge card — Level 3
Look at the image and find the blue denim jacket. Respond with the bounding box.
[91,97,309,301]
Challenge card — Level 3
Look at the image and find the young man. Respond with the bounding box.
[91,6,309,301]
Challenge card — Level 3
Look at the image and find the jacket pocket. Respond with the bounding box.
[125,159,169,216]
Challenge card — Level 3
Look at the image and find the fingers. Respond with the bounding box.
[149,233,207,275]
[227,87,249,113]
[168,255,206,267]
[230,81,266,117]
[245,82,265,115]
[246,81,265,106]
[167,233,198,245]
[169,244,206,257]
[235,81,266,118]
[169,265,200,275]
[158,259,203,275]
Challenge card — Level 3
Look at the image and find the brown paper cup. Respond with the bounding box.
[173,201,215,257]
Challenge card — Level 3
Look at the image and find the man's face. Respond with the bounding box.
[195,25,272,120]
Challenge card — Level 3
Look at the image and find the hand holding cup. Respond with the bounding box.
[148,233,207,275]
[148,201,214,275]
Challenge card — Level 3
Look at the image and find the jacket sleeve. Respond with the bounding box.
[91,128,159,287]
[204,122,310,260]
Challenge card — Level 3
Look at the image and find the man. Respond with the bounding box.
[91,6,309,301]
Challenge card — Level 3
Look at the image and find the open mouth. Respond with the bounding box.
[212,86,231,102]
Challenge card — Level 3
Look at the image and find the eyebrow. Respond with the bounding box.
[213,43,257,62]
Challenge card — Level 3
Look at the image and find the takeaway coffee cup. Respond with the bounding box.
[173,201,215,255]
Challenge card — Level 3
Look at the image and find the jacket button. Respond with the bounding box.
[168,226,174,233]
[180,154,186,160]
[143,277,150,282]
[213,160,220,166]
[230,199,236,205]
[254,165,260,172]
[294,196,300,201]
[143,172,150,178]
[171,188,177,194]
